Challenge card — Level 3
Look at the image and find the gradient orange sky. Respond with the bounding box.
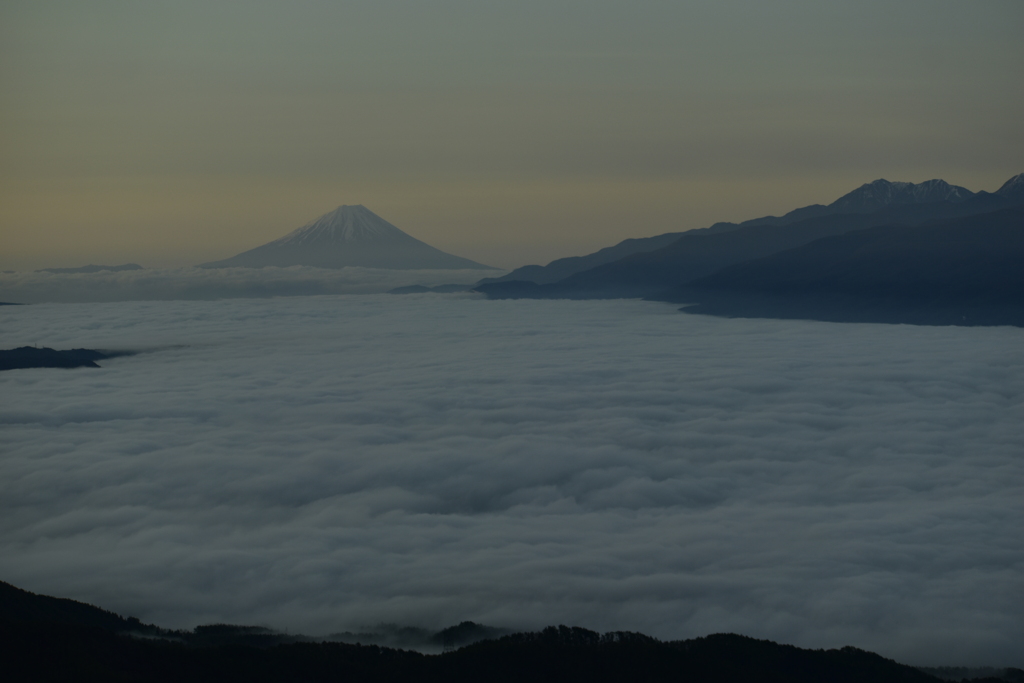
[2,1,1022,270]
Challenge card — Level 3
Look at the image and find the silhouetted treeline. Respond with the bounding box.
[921,667,1024,683]
[2,620,951,683]
[2,580,1018,683]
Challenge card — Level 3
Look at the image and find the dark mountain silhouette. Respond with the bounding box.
[0,347,136,371]
[478,232,689,286]
[665,207,1024,326]
[0,579,959,683]
[0,580,142,632]
[477,201,844,288]
[36,263,144,274]
[478,178,982,288]
[200,205,494,270]
[476,175,1023,302]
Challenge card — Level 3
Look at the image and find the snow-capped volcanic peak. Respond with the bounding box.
[829,178,974,213]
[271,205,414,247]
[198,204,494,270]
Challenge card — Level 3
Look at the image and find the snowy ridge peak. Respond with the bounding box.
[829,178,974,213]
[995,173,1024,200]
[271,205,415,247]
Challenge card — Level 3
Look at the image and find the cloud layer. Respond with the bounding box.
[0,266,498,304]
[1,293,1022,666]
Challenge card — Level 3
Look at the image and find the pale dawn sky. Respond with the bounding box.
[1,0,1021,270]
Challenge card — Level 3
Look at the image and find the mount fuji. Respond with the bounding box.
[199,205,494,270]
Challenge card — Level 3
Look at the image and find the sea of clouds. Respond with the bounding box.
[1,291,1022,666]
[0,265,499,304]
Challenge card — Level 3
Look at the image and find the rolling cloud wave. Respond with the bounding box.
[1,294,1021,666]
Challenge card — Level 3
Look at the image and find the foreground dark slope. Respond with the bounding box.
[1,621,946,683]
[0,580,954,683]
[0,580,140,631]
[667,208,1024,326]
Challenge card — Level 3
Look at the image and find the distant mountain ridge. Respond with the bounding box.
[478,232,688,286]
[475,175,1024,327]
[201,205,495,270]
[481,177,993,287]
[828,178,974,213]
[667,207,1024,326]
[996,172,1024,201]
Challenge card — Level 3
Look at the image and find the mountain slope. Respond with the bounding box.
[200,205,494,270]
[667,207,1024,326]
[476,178,1021,300]
[478,232,688,286]
[995,172,1024,202]
[479,178,979,287]
[478,204,837,287]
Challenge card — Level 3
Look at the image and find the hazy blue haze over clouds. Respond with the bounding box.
[1,293,1022,666]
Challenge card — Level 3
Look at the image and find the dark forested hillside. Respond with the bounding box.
[0,620,949,683]
[0,579,994,683]
[0,580,139,632]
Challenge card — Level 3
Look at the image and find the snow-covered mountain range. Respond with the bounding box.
[828,179,975,213]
